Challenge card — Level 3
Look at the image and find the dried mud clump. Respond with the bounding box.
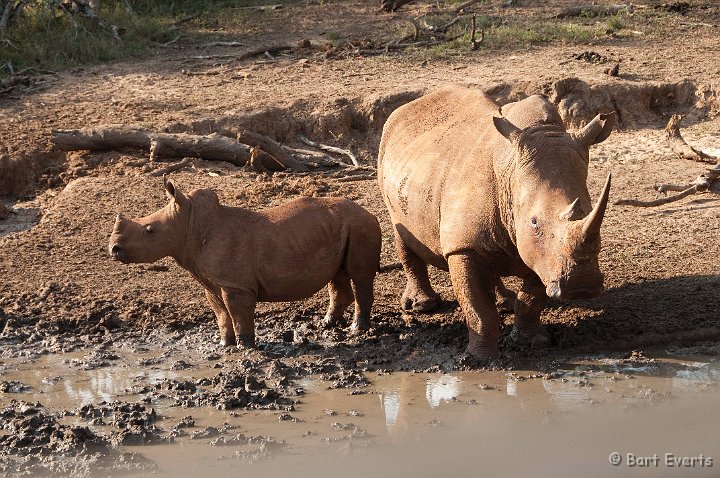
[0,400,155,477]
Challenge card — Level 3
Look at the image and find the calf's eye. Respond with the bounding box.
[145,225,154,234]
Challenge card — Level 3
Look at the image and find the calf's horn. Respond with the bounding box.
[582,173,612,236]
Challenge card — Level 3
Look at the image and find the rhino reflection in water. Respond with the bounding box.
[378,86,615,360]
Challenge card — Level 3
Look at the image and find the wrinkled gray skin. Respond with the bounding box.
[109,180,382,347]
[378,86,614,360]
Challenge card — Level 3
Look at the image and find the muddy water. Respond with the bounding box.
[1,347,719,477]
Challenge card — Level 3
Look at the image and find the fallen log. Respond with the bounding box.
[51,126,298,171]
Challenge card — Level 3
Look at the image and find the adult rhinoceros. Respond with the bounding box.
[378,86,614,360]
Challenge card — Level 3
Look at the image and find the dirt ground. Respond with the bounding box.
[1,0,720,475]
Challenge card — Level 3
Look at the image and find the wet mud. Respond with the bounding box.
[2,310,720,476]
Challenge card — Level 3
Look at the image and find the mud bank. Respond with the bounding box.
[1,77,718,196]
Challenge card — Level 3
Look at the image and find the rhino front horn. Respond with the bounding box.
[582,173,612,236]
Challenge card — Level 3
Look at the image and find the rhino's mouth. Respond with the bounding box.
[546,281,603,300]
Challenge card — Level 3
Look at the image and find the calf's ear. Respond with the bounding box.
[572,112,615,148]
[163,175,176,199]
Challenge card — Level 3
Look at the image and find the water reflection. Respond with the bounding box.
[425,375,460,408]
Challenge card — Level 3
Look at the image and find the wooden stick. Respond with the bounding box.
[148,157,194,177]
[335,173,377,182]
[615,186,699,207]
[203,41,245,47]
[298,135,359,166]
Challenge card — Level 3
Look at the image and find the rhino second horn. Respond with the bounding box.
[558,198,582,221]
[582,173,612,236]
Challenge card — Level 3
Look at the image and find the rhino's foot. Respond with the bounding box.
[237,334,256,349]
[220,335,238,347]
[401,292,440,313]
[321,313,348,329]
[349,315,370,336]
[510,326,550,350]
[459,346,500,368]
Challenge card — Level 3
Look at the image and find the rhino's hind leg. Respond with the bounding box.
[447,253,501,360]
[205,290,236,347]
[349,277,373,335]
[221,287,257,348]
[511,276,550,349]
[395,232,439,313]
[322,271,354,328]
[345,226,381,335]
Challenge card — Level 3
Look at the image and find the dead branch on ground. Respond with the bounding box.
[238,130,309,172]
[665,114,717,164]
[616,117,720,207]
[553,4,634,19]
[237,4,283,11]
[298,135,359,166]
[170,12,201,30]
[148,157,194,177]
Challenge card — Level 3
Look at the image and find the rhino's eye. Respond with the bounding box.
[530,217,538,228]
[145,225,154,235]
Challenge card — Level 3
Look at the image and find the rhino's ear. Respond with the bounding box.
[572,112,616,148]
[493,116,522,143]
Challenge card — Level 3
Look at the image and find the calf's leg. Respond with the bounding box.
[447,252,500,360]
[220,287,257,348]
[395,230,439,312]
[322,270,354,328]
[205,289,236,346]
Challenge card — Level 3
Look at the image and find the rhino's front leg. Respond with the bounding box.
[511,275,550,348]
[220,287,257,348]
[204,289,236,347]
[447,253,501,360]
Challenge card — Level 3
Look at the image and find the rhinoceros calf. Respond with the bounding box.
[378,86,614,359]
[109,180,382,347]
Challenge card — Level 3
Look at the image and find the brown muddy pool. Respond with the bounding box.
[1,346,719,477]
